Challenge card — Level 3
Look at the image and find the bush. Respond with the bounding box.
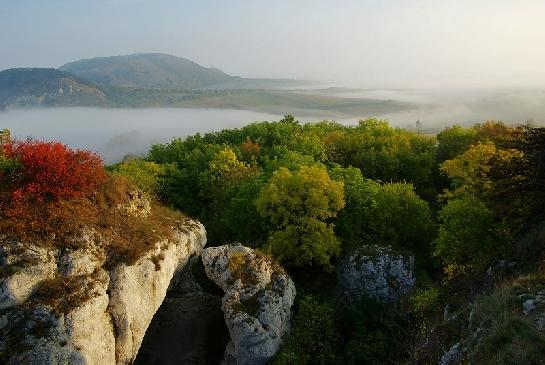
[410,287,441,316]
[1,139,105,204]
[272,296,339,365]
[338,296,413,365]
[108,158,167,197]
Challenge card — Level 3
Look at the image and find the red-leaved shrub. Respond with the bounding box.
[0,139,185,266]
[1,139,106,204]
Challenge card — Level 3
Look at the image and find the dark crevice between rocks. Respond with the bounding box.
[134,256,229,365]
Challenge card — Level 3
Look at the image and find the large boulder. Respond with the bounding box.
[202,245,296,365]
[0,218,206,365]
[338,245,415,303]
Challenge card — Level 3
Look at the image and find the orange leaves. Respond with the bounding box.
[2,139,105,204]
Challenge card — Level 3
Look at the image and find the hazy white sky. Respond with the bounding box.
[2,0,545,88]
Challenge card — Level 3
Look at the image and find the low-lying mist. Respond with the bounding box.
[2,88,545,163]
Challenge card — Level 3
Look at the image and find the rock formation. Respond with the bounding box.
[338,245,415,303]
[202,245,296,365]
[0,202,206,364]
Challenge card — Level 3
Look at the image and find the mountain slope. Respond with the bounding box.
[0,68,108,110]
[60,53,239,89]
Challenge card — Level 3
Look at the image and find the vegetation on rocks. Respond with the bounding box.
[0,137,187,268]
[143,116,545,363]
[3,114,545,363]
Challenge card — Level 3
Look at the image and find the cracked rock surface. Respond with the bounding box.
[202,245,296,365]
[338,245,415,303]
[0,219,206,365]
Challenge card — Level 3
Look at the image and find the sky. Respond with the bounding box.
[2,0,545,89]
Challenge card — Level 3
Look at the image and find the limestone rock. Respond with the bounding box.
[0,219,207,365]
[202,245,296,365]
[0,242,58,310]
[109,225,206,364]
[3,269,114,365]
[117,190,151,218]
[338,245,415,303]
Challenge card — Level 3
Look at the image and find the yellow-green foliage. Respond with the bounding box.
[208,147,258,190]
[410,287,440,315]
[0,128,10,146]
[256,165,344,270]
[440,142,522,199]
[110,158,167,197]
[256,166,344,226]
[433,195,504,279]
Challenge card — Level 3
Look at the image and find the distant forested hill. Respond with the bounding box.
[0,68,108,110]
[0,54,416,116]
[59,53,239,89]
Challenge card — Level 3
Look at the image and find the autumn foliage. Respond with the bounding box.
[1,139,105,205]
[0,138,185,267]
[0,139,106,245]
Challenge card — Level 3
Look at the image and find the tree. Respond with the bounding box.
[256,165,345,270]
[201,147,260,241]
[240,137,261,163]
[372,182,434,256]
[109,158,167,197]
[436,125,476,162]
[329,166,379,249]
[440,142,522,200]
[488,126,545,231]
[330,166,433,256]
[223,176,267,245]
[272,296,339,365]
[433,195,505,279]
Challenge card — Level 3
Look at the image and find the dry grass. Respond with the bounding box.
[30,271,103,315]
[0,174,188,269]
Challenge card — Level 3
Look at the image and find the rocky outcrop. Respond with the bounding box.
[0,217,206,364]
[202,245,296,365]
[1,269,115,365]
[338,245,415,303]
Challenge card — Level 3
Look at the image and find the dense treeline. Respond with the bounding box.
[4,116,544,363]
[112,117,545,363]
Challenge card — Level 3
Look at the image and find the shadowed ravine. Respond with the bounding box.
[134,257,230,365]
[134,293,229,365]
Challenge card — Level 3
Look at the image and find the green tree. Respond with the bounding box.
[201,147,260,240]
[223,176,267,245]
[330,166,433,256]
[329,166,379,249]
[436,125,476,162]
[373,182,434,256]
[109,158,167,197]
[433,195,505,279]
[272,296,339,365]
[256,165,345,270]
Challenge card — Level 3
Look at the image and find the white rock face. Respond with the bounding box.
[0,242,58,310]
[338,245,415,303]
[109,226,205,364]
[0,220,206,365]
[3,269,114,365]
[202,245,296,365]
